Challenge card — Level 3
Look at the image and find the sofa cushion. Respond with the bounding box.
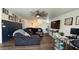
[23,28,43,37]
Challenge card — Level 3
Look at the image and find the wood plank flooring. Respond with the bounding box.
[0,35,54,50]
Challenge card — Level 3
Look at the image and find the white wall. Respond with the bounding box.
[50,9,79,36]
[0,8,2,44]
[22,18,49,33]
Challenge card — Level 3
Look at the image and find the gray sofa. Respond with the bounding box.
[13,33,41,46]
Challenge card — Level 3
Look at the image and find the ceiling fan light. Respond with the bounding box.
[36,14,40,18]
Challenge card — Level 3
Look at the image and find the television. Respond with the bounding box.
[51,20,60,29]
[70,28,79,35]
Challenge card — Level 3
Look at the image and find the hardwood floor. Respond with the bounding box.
[0,35,54,50]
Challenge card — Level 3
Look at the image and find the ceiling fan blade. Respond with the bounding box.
[40,11,48,17]
[30,10,48,18]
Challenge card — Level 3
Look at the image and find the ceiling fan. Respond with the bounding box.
[31,10,48,18]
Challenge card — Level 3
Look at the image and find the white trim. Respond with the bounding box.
[0,8,2,44]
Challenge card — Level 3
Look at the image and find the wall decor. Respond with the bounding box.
[16,16,18,22]
[14,15,17,22]
[12,14,15,21]
[64,17,73,25]
[8,15,18,22]
[12,14,18,22]
[8,15,11,20]
[76,16,79,25]
[2,8,9,15]
[8,15,12,20]
[19,18,21,22]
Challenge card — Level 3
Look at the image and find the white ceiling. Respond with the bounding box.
[7,8,78,19]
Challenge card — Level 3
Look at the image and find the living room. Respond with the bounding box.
[1,8,52,50]
[0,8,79,50]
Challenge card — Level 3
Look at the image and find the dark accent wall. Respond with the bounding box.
[2,20,22,43]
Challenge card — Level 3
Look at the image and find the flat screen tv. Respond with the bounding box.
[70,28,79,35]
[51,20,60,29]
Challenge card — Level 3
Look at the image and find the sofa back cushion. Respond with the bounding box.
[23,28,43,34]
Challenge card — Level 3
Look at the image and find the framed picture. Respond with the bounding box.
[64,17,73,25]
[19,18,21,22]
[8,15,14,21]
[12,14,15,21]
[76,16,79,25]
[16,16,18,22]
[2,8,9,15]
[8,15,12,20]
[14,15,17,22]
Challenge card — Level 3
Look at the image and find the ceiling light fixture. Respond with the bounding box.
[35,14,40,18]
[31,10,48,18]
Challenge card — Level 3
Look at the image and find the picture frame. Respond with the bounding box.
[16,16,18,22]
[64,17,73,25]
[2,8,9,15]
[19,18,21,22]
[76,16,79,25]
[12,14,15,21]
[8,15,13,20]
